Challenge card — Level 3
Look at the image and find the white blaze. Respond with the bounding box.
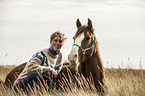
[68,33,84,62]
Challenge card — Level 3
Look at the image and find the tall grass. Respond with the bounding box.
[106,68,145,96]
[0,65,145,96]
[0,65,15,81]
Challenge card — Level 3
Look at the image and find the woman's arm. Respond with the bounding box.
[27,58,58,75]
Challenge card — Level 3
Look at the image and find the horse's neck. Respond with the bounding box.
[79,53,96,77]
[93,42,103,65]
[80,51,103,71]
[85,52,100,65]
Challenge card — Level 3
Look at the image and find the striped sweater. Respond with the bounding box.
[13,48,63,86]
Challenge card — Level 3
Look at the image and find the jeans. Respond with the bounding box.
[14,71,55,93]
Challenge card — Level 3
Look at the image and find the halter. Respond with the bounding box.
[73,36,96,63]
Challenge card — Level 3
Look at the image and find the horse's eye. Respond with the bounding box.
[86,37,90,40]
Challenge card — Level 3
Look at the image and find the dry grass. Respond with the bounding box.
[105,68,145,96]
[0,65,145,96]
[0,65,15,81]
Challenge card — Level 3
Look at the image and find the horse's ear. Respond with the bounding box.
[88,18,94,32]
[76,19,82,28]
[88,18,93,29]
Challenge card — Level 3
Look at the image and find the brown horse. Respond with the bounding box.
[69,18,107,94]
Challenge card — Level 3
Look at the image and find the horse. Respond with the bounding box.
[68,18,107,94]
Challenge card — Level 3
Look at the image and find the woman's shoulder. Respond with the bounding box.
[32,48,49,58]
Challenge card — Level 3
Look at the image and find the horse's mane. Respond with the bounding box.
[74,25,85,38]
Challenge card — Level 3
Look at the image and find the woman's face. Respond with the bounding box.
[50,35,63,52]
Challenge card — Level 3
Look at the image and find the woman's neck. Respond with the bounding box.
[49,47,60,55]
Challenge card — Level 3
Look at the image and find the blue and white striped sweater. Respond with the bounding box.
[29,48,63,73]
[13,48,63,86]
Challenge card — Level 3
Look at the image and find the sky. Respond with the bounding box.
[0,0,145,69]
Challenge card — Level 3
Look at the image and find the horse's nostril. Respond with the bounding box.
[75,54,77,58]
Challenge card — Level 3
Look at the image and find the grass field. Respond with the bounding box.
[0,65,145,96]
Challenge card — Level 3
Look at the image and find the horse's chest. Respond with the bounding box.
[80,63,96,77]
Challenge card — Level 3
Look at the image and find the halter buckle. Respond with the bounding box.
[82,49,86,55]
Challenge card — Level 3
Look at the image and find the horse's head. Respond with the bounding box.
[69,18,96,63]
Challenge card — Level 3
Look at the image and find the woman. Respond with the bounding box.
[13,31,66,93]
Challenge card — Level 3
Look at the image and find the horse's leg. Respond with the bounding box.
[93,74,107,95]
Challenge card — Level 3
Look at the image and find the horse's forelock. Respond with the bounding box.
[74,25,86,38]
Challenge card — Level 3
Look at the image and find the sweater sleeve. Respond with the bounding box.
[27,58,57,75]
[54,63,63,73]
[27,51,58,75]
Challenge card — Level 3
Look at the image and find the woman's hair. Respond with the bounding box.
[50,30,67,42]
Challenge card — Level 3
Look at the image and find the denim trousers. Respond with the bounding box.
[14,71,55,93]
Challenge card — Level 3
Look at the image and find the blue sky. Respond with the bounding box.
[0,0,145,69]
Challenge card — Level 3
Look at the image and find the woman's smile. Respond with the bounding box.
[50,35,63,52]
